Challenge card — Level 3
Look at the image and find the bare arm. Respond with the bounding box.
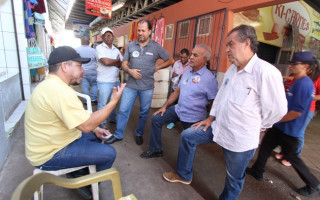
[314,95,320,101]
[99,55,121,68]
[278,110,301,123]
[153,87,180,116]
[154,57,175,72]
[77,83,126,133]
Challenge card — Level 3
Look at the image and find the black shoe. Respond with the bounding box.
[140,151,163,158]
[109,121,116,124]
[297,184,320,197]
[246,167,263,181]
[105,135,122,144]
[91,101,98,105]
[136,136,143,145]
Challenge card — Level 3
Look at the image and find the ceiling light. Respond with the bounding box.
[112,1,125,11]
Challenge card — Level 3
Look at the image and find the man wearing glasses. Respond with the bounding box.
[247,51,320,197]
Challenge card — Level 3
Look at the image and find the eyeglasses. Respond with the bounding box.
[289,62,304,66]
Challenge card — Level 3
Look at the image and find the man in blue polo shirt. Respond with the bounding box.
[105,19,174,145]
[247,51,320,197]
[140,44,218,158]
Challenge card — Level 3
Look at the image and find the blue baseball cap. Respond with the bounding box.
[290,51,316,63]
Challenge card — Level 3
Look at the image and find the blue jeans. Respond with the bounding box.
[81,75,98,102]
[114,87,154,139]
[177,126,255,200]
[98,82,120,124]
[149,105,194,152]
[219,148,255,200]
[296,111,314,155]
[177,126,214,181]
[36,132,116,172]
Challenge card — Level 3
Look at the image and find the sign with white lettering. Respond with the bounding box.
[234,0,320,55]
[85,0,112,19]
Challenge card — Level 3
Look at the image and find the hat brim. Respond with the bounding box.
[73,57,91,64]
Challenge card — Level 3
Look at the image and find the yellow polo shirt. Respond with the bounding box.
[25,74,90,166]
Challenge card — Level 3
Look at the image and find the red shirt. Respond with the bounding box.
[310,75,320,111]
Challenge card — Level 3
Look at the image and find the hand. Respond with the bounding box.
[191,116,215,131]
[129,69,142,79]
[94,127,111,139]
[115,55,121,67]
[153,106,166,116]
[110,83,126,104]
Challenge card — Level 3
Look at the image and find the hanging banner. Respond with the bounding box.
[85,0,112,19]
[155,18,165,47]
[72,22,90,38]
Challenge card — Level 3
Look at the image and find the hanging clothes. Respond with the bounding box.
[23,0,36,39]
[34,0,46,14]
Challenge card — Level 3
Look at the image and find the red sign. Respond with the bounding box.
[85,0,112,19]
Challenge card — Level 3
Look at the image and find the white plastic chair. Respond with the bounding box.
[76,92,92,114]
[33,93,100,199]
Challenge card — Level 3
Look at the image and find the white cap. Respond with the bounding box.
[101,27,113,35]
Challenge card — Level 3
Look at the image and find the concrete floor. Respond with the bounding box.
[1,92,320,200]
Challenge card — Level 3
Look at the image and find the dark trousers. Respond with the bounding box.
[252,127,319,188]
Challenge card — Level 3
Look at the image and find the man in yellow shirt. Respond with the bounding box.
[25,46,125,198]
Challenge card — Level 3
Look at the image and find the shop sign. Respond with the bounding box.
[72,22,90,38]
[85,0,112,19]
[234,1,320,50]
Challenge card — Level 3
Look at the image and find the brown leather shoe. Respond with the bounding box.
[163,172,191,184]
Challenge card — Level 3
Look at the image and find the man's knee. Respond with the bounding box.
[151,114,164,125]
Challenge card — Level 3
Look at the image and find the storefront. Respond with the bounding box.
[234,1,320,75]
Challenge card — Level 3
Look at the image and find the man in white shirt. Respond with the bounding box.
[96,27,122,128]
[163,25,287,200]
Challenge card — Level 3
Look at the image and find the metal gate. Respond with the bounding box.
[173,9,227,73]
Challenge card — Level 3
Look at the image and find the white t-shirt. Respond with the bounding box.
[96,43,123,83]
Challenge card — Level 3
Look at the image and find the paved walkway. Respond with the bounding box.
[0,94,319,200]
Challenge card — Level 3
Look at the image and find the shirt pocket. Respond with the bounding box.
[230,86,250,106]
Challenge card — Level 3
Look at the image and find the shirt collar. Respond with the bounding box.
[178,60,190,67]
[102,42,116,50]
[242,53,258,73]
[191,65,206,75]
[47,74,69,86]
[134,39,151,47]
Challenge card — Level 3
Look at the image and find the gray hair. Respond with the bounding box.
[194,44,211,61]
[49,60,72,73]
[228,24,259,53]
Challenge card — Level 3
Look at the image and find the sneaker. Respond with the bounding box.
[163,172,191,184]
[297,184,320,197]
[275,153,283,160]
[281,159,292,167]
[167,123,175,129]
[246,167,263,181]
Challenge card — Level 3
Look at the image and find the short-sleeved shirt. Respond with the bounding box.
[274,76,314,138]
[75,45,97,76]
[170,60,191,90]
[25,74,90,166]
[310,75,320,111]
[175,66,218,123]
[124,40,171,90]
[96,43,123,83]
